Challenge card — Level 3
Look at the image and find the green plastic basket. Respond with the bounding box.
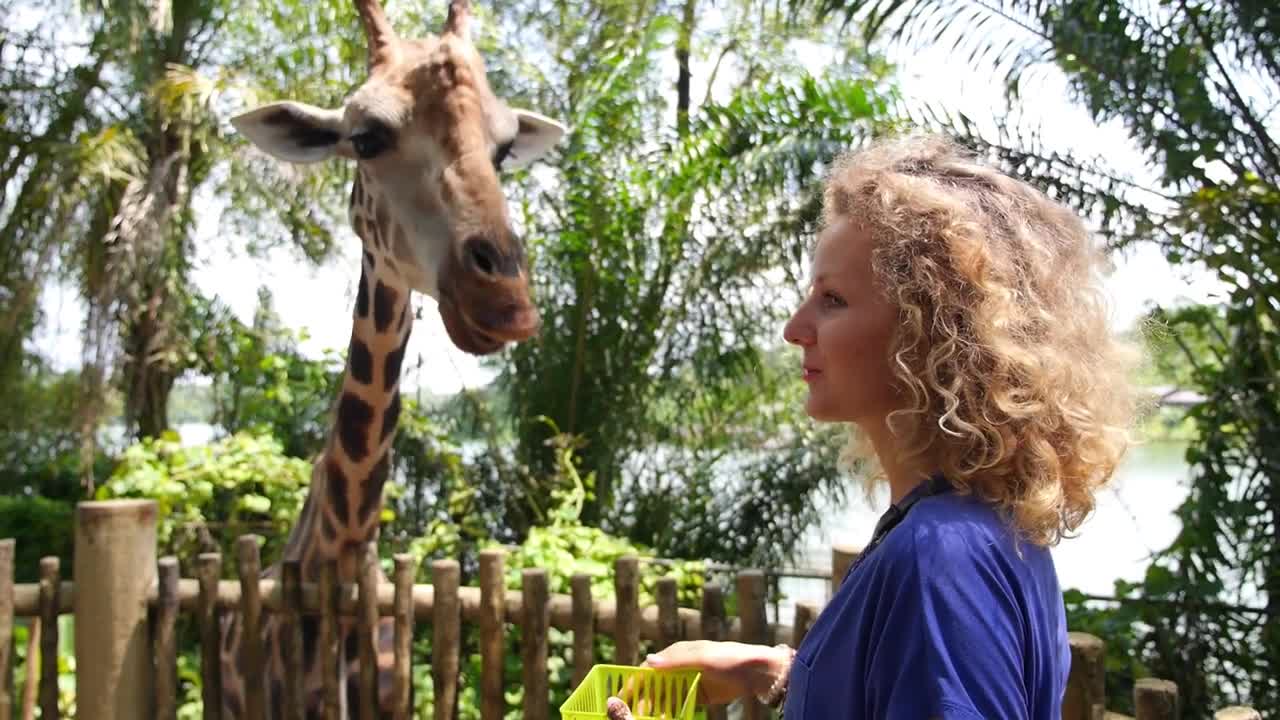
[560,664,704,720]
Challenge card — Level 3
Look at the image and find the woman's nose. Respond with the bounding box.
[783,309,815,347]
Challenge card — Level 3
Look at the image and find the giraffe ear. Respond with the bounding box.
[230,102,346,164]
[503,109,566,169]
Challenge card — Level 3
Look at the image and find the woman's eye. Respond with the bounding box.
[351,131,389,159]
[822,292,846,308]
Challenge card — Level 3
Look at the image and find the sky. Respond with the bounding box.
[31,8,1228,398]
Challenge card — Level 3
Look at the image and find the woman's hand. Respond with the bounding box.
[643,641,792,706]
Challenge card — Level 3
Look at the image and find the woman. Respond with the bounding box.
[644,134,1140,718]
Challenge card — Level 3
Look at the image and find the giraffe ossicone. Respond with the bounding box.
[218,1,565,716]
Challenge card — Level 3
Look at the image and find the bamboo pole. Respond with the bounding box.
[153,557,180,720]
[75,500,157,720]
[522,568,549,720]
[431,559,460,720]
[479,549,506,720]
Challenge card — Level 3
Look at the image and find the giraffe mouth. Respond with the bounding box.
[437,291,538,355]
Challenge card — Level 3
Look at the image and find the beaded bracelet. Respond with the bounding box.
[756,644,796,709]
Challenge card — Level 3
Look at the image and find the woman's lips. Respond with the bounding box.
[803,366,822,382]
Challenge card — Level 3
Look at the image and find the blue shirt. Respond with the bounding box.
[784,484,1070,719]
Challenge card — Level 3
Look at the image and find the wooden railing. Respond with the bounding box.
[0,500,1262,720]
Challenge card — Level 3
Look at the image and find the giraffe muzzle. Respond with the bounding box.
[437,243,540,355]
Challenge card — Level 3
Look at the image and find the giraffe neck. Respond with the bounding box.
[283,252,413,580]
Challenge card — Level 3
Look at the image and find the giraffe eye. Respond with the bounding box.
[493,139,514,170]
[351,129,390,160]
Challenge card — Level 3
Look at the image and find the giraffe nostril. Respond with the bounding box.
[465,235,502,277]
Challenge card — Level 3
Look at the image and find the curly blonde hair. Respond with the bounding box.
[825,134,1142,546]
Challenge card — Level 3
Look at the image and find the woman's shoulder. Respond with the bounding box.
[882,491,1055,574]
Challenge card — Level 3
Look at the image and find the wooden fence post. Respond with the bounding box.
[0,539,12,720]
[197,552,223,720]
[236,536,266,720]
[830,544,859,596]
[38,557,59,720]
[570,574,594,688]
[432,559,460,720]
[153,557,179,720]
[1134,678,1178,720]
[614,556,640,666]
[393,555,415,720]
[700,583,727,720]
[282,560,305,720]
[1214,707,1262,720]
[656,577,679,649]
[319,559,341,720]
[522,568,550,720]
[792,602,818,648]
[1062,632,1105,720]
[737,570,768,720]
[479,549,506,720]
[73,499,157,720]
[356,547,379,720]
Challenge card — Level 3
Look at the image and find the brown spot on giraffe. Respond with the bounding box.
[325,457,351,526]
[349,337,374,384]
[337,392,375,463]
[223,0,565,715]
[372,279,397,333]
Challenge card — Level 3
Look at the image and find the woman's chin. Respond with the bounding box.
[804,398,840,423]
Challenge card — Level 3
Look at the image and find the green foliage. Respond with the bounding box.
[0,496,74,584]
[12,618,78,716]
[97,430,310,570]
[186,289,342,459]
[493,0,897,566]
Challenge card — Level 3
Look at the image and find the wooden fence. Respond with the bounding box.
[0,500,1263,720]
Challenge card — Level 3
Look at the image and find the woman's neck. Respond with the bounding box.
[861,415,939,505]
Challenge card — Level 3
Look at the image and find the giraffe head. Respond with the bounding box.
[231,0,565,355]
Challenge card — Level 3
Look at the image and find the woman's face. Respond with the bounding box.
[783,219,900,425]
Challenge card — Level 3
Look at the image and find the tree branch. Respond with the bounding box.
[1182,0,1280,176]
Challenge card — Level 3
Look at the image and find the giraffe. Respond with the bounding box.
[218,0,566,716]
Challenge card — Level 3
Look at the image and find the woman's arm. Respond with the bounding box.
[645,640,795,706]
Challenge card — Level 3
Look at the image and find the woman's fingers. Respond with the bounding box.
[606,697,635,720]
